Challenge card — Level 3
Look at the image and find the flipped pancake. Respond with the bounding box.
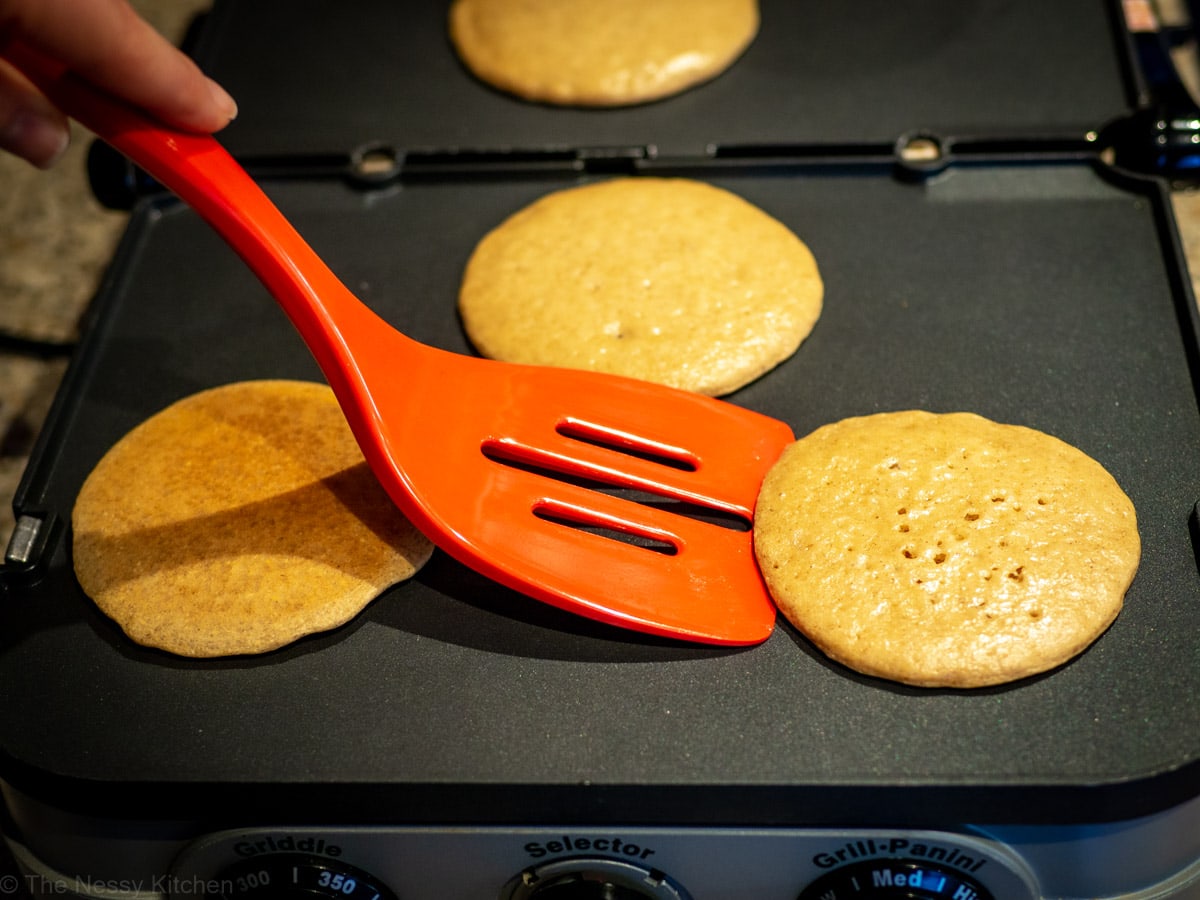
[448,0,759,106]
[458,177,823,396]
[753,410,1140,688]
[72,380,433,657]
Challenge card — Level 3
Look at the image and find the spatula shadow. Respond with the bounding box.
[74,462,418,595]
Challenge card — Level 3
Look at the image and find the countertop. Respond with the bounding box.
[5,2,1200,553]
[0,0,212,551]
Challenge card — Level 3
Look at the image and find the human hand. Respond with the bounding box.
[0,0,236,168]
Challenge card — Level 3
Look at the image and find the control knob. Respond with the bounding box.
[797,859,995,900]
[503,858,688,900]
[209,854,395,900]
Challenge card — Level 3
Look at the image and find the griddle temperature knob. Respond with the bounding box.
[209,854,397,900]
[797,859,995,900]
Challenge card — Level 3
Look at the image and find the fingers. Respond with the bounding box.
[24,0,239,133]
[0,57,69,167]
[0,0,237,162]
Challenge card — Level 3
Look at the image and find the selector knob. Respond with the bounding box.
[210,855,397,900]
[798,859,995,900]
[521,878,662,899]
[502,858,689,900]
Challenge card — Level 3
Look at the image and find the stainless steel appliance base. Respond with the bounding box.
[5,795,1200,900]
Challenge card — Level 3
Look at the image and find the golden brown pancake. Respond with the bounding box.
[448,0,759,106]
[753,411,1140,688]
[458,177,823,396]
[72,381,433,657]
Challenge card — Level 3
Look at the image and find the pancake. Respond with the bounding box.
[458,177,823,396]
[71,380,433,657]
[753,410,1140,688]
[448,0,759,106]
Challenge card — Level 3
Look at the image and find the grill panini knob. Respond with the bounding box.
[797,859,995,900]
[210,855,396,900]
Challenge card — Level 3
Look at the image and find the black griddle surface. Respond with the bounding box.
[2,162,1199,827]
[189,0,1135,160]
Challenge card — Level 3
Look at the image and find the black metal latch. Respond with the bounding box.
[1105,15,1200,181]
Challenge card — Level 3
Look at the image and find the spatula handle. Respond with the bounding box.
[3,41,398,381]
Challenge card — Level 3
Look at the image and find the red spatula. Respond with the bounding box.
[7,43,794,645]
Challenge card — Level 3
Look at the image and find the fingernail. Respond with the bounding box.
[2,109,70,169]
[207,79,238,124]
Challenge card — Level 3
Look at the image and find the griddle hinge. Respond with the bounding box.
[575,145,651,175]
[1101,22,1200,182]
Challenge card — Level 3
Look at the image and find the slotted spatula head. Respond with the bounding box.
[334,309,795,643]
[9,42,794,645]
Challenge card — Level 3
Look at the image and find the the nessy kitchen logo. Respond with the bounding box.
[4,874,235,896]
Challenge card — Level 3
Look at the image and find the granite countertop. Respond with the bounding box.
[0,0,212,550]
[4,4,1200,554]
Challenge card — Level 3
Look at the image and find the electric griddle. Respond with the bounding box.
[3,1,1199,897]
